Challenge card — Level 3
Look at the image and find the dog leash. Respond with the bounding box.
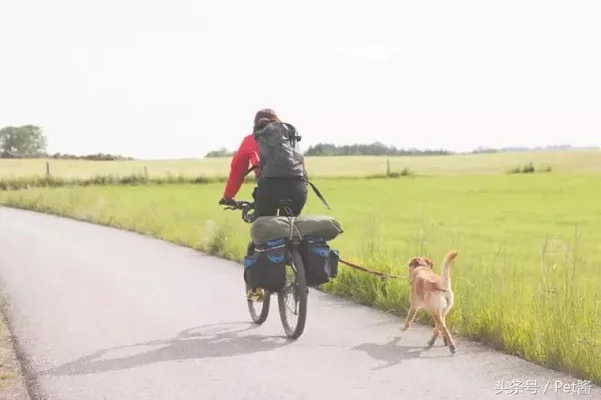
[338,258,407,280]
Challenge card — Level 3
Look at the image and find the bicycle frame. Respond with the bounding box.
[223,199,308,339]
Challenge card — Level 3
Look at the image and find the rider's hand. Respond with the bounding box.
[219,197,236,206]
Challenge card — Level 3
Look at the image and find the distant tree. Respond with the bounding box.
[205,147,234,158]
[303,142,453,156]
[49,152,135,161]
[472,146,501,154]
[0,125,48,158]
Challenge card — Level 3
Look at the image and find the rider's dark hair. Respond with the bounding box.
[253,109,280,132]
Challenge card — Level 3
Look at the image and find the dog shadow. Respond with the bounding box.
[41,321,293,377]
[352,335,453,370]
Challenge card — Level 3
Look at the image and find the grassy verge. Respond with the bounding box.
[0,173,232,191]
[0,170,419,191]
[2,150,600,179]
[1,173,600,385]
[0,295,30,399]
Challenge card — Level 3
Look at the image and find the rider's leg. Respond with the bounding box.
[276,179,308,217]
[255,177,308,217]
[253,181,279,217]
[288,179,308,216]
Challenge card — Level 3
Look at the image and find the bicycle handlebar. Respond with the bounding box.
[222,200,256,223]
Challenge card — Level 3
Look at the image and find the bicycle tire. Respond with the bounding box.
[277,246,308,339]
[246,281,270,324]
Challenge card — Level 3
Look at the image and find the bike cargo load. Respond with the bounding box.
[250,216,343,246]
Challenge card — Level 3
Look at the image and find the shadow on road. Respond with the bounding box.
[351,336,452,370]
[42,321,293,376]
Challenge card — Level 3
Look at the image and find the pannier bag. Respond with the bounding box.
[250,215,343,246]
[243,238,288,292]
[299,235,340,287]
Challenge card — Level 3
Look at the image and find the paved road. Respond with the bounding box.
[0,207,599,400]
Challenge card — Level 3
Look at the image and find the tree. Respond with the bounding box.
[205,147,234,158]
[0,125,48,158]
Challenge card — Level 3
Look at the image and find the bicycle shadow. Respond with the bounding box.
[42,322,293,377]
[351,336,449,370]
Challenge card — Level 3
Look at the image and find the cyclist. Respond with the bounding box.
[219,109,309,300]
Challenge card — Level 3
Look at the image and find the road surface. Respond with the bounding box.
[0,206,599,400]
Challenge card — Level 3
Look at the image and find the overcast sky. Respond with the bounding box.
[1,0,599,159]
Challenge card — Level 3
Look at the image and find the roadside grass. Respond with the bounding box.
[0,173,226,191]
[1,149,600,181]
[0,295,30,399]
[1,172,600,385]
[0,171,417,191]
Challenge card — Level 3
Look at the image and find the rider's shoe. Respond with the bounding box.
[247,288,264,302]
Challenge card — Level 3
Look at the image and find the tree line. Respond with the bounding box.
[2,124,592,160]
[204,142,452,157]
[301,142,452,156]
[0,125,132,160]
[206,142,591,157]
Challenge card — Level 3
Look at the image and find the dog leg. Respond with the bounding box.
[430,327,449,346]
[442,307,451,346]
[427,327,448,346]
[427,311,440,346]
[437,314,456,354]
[401,307,418,331]
[427,327,439,347]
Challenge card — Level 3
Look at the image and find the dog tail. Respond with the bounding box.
[440,250,458,291]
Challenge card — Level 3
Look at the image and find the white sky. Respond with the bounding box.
[1,0,600,159]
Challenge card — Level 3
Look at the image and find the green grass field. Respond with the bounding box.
[1,171,600,384]
[1,149,601,179]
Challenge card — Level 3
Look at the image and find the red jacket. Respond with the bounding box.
[222,134,260,199]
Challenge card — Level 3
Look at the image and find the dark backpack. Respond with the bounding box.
[253,121,305,180]
[246,121,331,210]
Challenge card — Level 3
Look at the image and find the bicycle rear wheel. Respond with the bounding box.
[246,282,270,324]
[277,246,308,339]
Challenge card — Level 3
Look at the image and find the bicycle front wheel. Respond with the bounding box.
[277,246,308,339]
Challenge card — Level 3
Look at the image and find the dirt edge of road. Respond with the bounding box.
[0,294,31,400]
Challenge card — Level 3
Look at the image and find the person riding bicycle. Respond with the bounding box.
[219,109,309,301]
[219,108,308,217]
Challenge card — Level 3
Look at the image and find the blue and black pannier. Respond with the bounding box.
[243,238,288,292]
[299,235,339,287]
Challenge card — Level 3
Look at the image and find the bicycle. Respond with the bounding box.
[223,199,308,339]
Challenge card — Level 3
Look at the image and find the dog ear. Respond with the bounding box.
[407,257,420,268]
[423,257,434,268]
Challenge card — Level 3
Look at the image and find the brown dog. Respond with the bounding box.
[401,250,458,354]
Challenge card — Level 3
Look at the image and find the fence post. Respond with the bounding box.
[386,158,391,176]
[144,165,148,178]
[46,161,50,177]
